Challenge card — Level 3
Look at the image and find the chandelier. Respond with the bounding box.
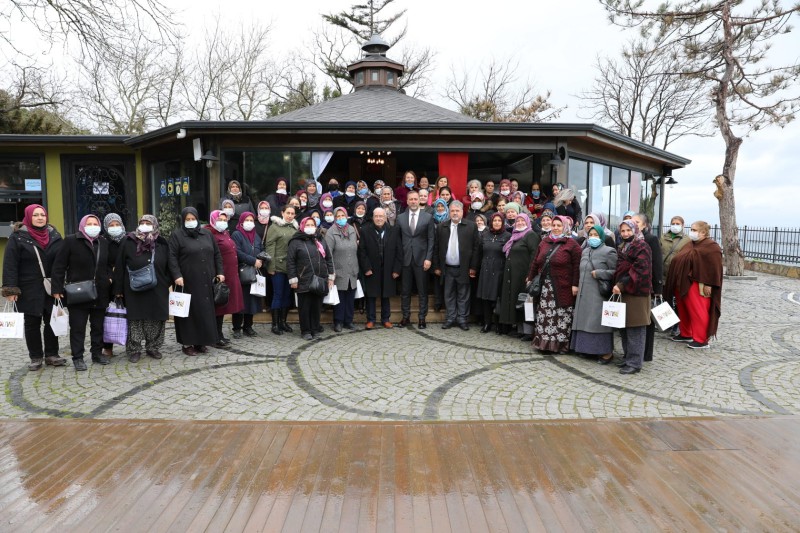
[361,150,391,165]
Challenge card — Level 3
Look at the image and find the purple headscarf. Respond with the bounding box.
[502,213,532,257]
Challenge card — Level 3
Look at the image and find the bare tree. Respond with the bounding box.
[222,24,278,120]
[445,58,563,122]
[580,39,713,149]
[180,21,232,121]
[0,62,76,133]
[601,0,800,276]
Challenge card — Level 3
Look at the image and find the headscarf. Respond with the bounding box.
[505,202,521,214]
[590,224,606,243]
[78,214,101,245]
[103,213,126,243]
[489,212,506,235]
[498,179,512,199]
[321,209,335,230]
[356,180,370,200]
[511,191,526,205]
[371,180,385,199]
[220,198,235,212]
[236,211,257,245]
[344,180,357,204]
[226,180,243,201]
[132,214,159,255]
[257,201,271,225]
[618,219,643,252]
[181,207,201,238]
[351,201,367,225]
[381,187,398,225]
[432,198,449,223]
[22,204,50,249]
[470,191,485,203]
[305,181,321,207]
[318,192,335,212]
[299,216,326,257]
[209,210,226,233]
[587,212,608,230]
[540,209,555,221]
[503,213,531,257]
[554,215,573,237]
[332,206,351,238]
[622,210,636,220]
[273,178,288,206]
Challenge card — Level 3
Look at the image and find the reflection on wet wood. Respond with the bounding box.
[1,417,799,532]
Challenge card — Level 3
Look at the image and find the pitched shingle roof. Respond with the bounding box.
[268,87,481,123]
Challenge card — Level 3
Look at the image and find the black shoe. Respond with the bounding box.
[73,358,87,371]
[418,320,426,330]
[271,310,282,335]
[671,335,693,343]
[434,305,443,312]
[399,317,411,328]
[616,360,627,367]
[687,341,709,349]
[441,322,454,330]
[243,327,258,337]
[619,366,641,375]
[129,352,141,363]
[459,323,470,331]
[232,330,243,339]
[480,324,492,333]
[301,332,313,341]
[28,359,43,371]
[333,323,343,333]
[598,355,614,365]
[280,309,293,333]
[91,354,110,365]
[146,350,163,360]
[343,323,356,331]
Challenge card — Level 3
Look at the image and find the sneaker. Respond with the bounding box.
[687,341,709,349]
[671,335,693,343]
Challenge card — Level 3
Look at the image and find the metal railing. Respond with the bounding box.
[663,225,800,265]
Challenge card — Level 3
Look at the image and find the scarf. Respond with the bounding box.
[489,213,506,235]
[503,213,532,257]
[432,198,449,223]
[226,180,243,201]
[22,204,50,249]
[219,198,235,213]
[498,179,512,200]
[257,201,271,225]
[554,215,573,238]
[131,214,159,255]
[618,219,642,253]
[236,211,257,244]
[332,207,351,238]
[78,214,101,250]
[181,207,201,238]
[103,212,126,243]
[306,183,321,208]
[299,217,325,257]
[209,210,226,233]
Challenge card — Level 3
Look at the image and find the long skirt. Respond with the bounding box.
[533,277,574,353]
[127,319,165,354]
[570,330,613,355]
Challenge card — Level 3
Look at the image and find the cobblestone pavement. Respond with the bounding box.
[2,272,799,421]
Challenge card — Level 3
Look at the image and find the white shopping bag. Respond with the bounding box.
[355,280,364,299]
[323,286,340,305]
[651,297,680,332]
[169,287,192,318]
[49,298,70,336]
[601,295,626,328]
[250,274,267,297]
[0,301,25,339]
[524,297,535,322]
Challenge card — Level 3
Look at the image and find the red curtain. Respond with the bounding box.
[437,152,469,199]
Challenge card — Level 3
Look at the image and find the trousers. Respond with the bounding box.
[24,301,59,360]
[443,265,470,324]
[297,292,322,335]
[401,264,429,320]
[68,306,105,359]
[621,326,647,370]
[675,282,712,343]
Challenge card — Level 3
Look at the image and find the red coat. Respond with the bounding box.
[528,236,582,307]
[207,226,244,315]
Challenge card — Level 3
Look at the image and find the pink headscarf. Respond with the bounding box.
[257,201,271,225]
[22,204,50,249]
[502,213,532,257]
[208,210,225,233]
[554,215,573,237]
[236,211,256,244]
[299,216,325,257]
[78,214,101,243]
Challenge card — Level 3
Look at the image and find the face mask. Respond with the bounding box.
[405,182,414,189]
[314,218,321,226]
[345,191,355,198]
[328,184,339,192]
[107,226,124,237]
[622,234,634,242]
[689,230,700,241]
[276,188,287,195]
[242,221,255,231]
[477,225,486,232]
[358,188,368,196]
[532,191,540,199]
[336,219,347,227]
[223,208,234,217]
[185,220,198,229]
[374,188,382,195]
[671,224,683,234]
[259,210,270,218]
[304,226,317,235]
[300,201,307,207]
[500,189,510,195]
[84,226,101,238]
[383,199,392,205]
[322,200,333,208]
[588,237,602,248]
[214,221,228,232]
[471,201,482,210]
[138,224,153,233]
[324,215,334,223]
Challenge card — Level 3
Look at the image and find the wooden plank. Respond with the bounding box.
[354,425,384,533]
[374,423,397,532]
[295,425,345,533]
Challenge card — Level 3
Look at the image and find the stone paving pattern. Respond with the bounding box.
[1,272,799,421]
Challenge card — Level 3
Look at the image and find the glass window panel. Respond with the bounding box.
[609,167,630,229]
[371,70,379,81]
[638,173,660,231]
[222,151,312,202]
[589,162,610,222]
[150,159,206,232]
[387,72,394,85]
[567,158,588,216]
[0,157,44,224]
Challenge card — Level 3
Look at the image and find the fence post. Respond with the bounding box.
[742,226,747,256]
[773,227,779,263]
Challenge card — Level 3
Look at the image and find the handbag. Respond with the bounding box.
[651,296,680,332]
[301,241,329,297]
[64,242,100,306]
[527,243,562,299]
[33,247,52,296]
[127,249,157,292]
[0,301,24,339]
[102,299,128,345]
[588,254,613,298]
[601,294,627,328]
[213,278,230,306]
[238,264,258,285]
[49,298,69,336]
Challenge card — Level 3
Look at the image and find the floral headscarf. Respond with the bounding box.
[132,214,159,255]
[332,206,351,237]
[103,212,126,243]
[432,198,449,223]
[503,213,531,257]
[554,215,574,237]
[257,201,271,225]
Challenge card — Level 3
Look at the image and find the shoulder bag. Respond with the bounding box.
[32,247,52,296]
[527,243,562,300]
[588,253,613,298]
[213,278,230,306]
[127,249,158,292]
[64,244,100,305]
[301,241,329,296]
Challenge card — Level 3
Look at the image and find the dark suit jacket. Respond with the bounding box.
[396,209,435,268]
[357,222,403,298]
[433,219,481,284]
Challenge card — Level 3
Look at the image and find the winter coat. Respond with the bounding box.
[333,194,360,216]
[168,227,223,346]
[357,222,402,298]
[528,236,582,308]
[498,231,541,324]
[1,224,63,316]
[207,226,244,316]
[224,194,256,231]
[476,230,510,302]
[231,230,265,315]
[51,233,112,310]
[615,239,653,328]
[264,217,298,275]
[660,231,690,282]
[572,244,618,334]
[432,219,481,285]
[325,223,360,291]
[642,230,664,294]
[287,233,334,294]
[112,235,171,321]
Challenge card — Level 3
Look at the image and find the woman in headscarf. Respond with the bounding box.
[534,209,555,237]
[465,192,486,222]
[349,200,368,230]
[325,206,360,332]
[476,212,511,333]
[553,185,583,227]
[101,213,126,358]
[528,215,582,353]
[379,186,401,227]
[231,211,264,338]
[497,179,513,201]
[571,224,618,363]
[288,216,335,340]
[431,198,450,225]
[317,192,335,218]
[168,207,224,356]
[510,191,530,215]
[664,220,723,350]
[497,213,541,336]
[207,209,243,346]
[320,207,335,238]
[2,204,66,371]
[265,177,289,215]
[223,179,255,230]
[366,179,385,215]
[294,190,312,219]
[612,219,653,373]
[219,198,237,232]
[334,180,360,215]
[305,180,321,210]
[51,214,112,371]
[265,204,299,335]
[112,215,170,362]
[356,180,371,201]
[254,200,274,308]
[578,212,615,248]
[430,197,451,312]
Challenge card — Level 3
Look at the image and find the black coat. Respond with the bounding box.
[112,236,171,321]
[1,225,63,316]
[432,219,482,284]
[51,233,112,310]
[498,231,541,324]
[224,194,256,230]
[168,227,223,346]
[476,230,510,301]
[231,230,265,315]
[333,194,359,216]
[357,222,402,298]
[642,230,664,294]
[286,233,334,294]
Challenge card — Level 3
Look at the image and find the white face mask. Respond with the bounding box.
[689,230,700,241]
[671,224,683,234]
[345,191,355,197]
[324,215,335,223]
[107,226,124,237]
[138,224,153,233]
[477,225,486,232]
[322,200,332,208]
[259,210,270,218]
[223,208,234,217]
[214,220,228,232]
[184,220,198,229]
[84,226,101,238]
[471,201,482,210]
[500,188,510,195]
[242,221,255,231]
[276,188,287,195]
[300,201,307,207]
[304,226,316,235]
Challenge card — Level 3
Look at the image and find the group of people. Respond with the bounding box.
[2,174,722,376]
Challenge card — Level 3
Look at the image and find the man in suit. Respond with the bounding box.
[394,189,435,329]
[433,200,481,330]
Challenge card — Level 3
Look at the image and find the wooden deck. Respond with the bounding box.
[1,417,799,532]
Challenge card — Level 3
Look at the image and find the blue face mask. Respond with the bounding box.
[336,218,347,227]
[405,182,414,189]
[588,237,602,248]
[314,218,321,226]
[358,188,368,196]
[532,191,541,199]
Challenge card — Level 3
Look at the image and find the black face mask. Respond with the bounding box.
[328,183,339,192]
[622,234,635,242]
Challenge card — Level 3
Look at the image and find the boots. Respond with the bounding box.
[280,308,293,333]
[271,309,282,335]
